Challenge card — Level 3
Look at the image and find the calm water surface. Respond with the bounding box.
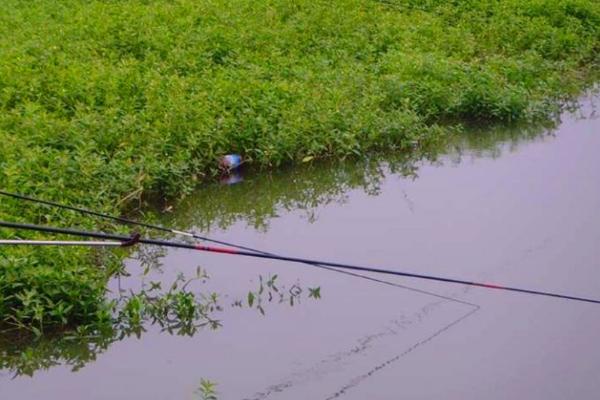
[1,96,599,399]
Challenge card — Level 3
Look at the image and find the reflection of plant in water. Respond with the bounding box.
[165,157,396,232]
[134,244,168,276]
[233,274,321,315]
[0,269,320,377]
[0,268,219,377]
[163,119,555,235]
[0,329,115,378]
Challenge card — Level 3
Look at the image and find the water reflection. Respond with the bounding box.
[0,270,317,378]
[164,121,558,234]
[220,170,244,186]
[0,329,114,378]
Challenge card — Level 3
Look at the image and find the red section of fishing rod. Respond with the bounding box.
[195,244,240,254]
[1,220,599,305]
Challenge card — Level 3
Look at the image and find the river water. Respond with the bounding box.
[1,95,599,399]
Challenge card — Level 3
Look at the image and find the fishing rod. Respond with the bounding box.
[1,220,599,305]
[0,189,475,306]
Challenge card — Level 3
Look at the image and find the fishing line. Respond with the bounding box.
[1,220,598,305]
[0,190,476,307]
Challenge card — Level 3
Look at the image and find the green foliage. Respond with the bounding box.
[309,287,322,299]
[0,248,112,334]
[0,0,598,332]
[196,379,219,400]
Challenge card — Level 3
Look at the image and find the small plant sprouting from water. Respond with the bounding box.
[308,287,322,299]
[195,379,219,400]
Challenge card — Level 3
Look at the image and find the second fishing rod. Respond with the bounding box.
[2,220,600,305]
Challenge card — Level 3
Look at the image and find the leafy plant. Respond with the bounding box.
[195,379,218,400]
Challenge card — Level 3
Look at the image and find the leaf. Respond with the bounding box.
[302,156,314,163]
[308,287,321,299]
[247,292,255,308]
[31,326,41,337]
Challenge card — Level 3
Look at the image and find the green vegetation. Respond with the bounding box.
[0,0,599,333]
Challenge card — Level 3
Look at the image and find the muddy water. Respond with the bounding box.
[1,96,599,399]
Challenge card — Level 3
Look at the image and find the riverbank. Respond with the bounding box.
[1,0,598,332]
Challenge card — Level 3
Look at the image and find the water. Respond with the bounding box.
[1,96,599,399]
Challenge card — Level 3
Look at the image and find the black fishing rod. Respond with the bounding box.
[0,189,475,306]
[1,220,599,305]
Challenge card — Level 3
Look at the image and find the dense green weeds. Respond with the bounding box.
[0,0,598,332]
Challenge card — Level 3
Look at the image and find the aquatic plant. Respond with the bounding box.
[195,379,219,400]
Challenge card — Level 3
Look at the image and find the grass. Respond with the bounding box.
[0,0,598,333]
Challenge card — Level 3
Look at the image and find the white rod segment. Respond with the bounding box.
[0,240,124,247]
[171,230,195,237]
